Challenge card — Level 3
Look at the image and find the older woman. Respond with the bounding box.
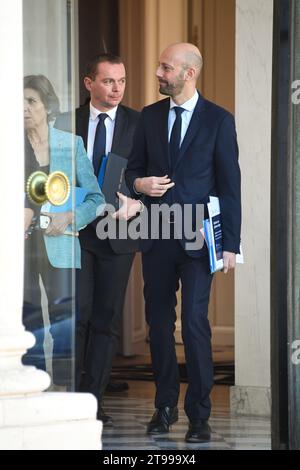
[23,75,104,386]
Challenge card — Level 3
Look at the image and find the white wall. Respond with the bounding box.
[232,0,273,416]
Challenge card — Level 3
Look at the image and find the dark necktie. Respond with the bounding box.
[92,113,108,176]
[169,106,184,171]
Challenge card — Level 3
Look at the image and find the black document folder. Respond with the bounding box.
[101,152,130,209]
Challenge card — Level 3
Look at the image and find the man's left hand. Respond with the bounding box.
[44,212,74,236]
[223,251,236,274]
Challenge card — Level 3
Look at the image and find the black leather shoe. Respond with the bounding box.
[97,407,113,426]
[105,381,129,393]
[147,407,178,434]
[185,421,211,443]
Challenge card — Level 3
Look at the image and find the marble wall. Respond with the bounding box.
[232,0,273,416]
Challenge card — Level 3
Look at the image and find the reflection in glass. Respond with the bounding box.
[23,75,74,389]
[22,0,77,390]
[22,73,103,390]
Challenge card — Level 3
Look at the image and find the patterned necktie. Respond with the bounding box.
[92,113,108,176]
[169,107,184,171]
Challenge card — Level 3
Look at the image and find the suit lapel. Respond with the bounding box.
[111,105,127,153]
[49,127,74,186]
[76,105,89,149]
[49,127,71,179]
[158,99,171,169]
[49,126,61,171]
[174,93,206,171]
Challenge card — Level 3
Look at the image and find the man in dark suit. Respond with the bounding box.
[126,43,241,443]
[56,54,140,424]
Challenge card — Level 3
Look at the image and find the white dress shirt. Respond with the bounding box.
[133,91,199,194]
[86,102,118,161]
[168,91,199,144]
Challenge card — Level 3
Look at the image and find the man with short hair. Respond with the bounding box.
[56,53,140,424]
[126,43,241,443]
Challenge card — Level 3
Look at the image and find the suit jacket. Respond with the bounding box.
[125,92,241,258]
[43,127,104,268]
[55,104,140,254]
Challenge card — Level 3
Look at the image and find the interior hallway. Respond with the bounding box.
[102,381,271,450]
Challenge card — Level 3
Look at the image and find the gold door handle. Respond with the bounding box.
[26,171,70,206]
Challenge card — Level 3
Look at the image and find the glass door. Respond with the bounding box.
[271,0,300,450]
[22,0,77,390]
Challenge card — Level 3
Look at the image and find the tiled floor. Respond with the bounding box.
[102,381,271,450]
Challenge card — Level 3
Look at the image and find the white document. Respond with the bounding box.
[203,196,243,273]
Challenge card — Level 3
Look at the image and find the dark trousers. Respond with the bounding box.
[76,226,134,402]
[142,237,214,423]
[22,231,72,385]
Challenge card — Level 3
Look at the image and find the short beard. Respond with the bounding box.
[158,71,185,97]
[159,82,175,96]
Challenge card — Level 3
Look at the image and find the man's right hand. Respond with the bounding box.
[134,175,175,197]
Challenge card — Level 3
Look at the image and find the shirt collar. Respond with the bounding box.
[89,102,118,121]
[170,90,199,112]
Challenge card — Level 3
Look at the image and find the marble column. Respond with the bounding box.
[231,0,273,416]
[0,0,101,450]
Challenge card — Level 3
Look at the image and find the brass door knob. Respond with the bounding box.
[26,171,70,206]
